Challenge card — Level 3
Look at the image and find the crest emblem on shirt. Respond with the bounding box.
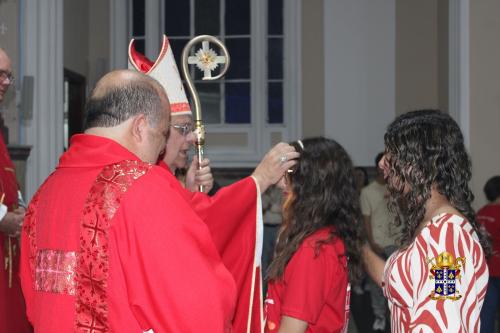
[428,251,465,301]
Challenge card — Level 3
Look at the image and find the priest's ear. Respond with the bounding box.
[130,113,149,143]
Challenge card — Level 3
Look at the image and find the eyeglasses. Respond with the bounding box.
[171,123,194,136]
[0,71,14,85]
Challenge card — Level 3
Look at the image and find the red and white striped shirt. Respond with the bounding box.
[383,213,488,332]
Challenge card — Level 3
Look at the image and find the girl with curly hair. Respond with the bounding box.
[265,137,363,333]
[363,110,490,332]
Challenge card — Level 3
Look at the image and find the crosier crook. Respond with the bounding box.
[181,36,230,192]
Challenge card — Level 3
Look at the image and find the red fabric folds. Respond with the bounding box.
[75,160,152,332]
[0,133,32,333]
[21,135,237,332]
[159,161,264,332]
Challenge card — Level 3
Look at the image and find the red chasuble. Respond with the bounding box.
[159,161,264,333]
[0,134,32,333]
[20,134,236,332]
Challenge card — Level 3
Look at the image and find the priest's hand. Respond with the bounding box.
[186,156,214,194]
[14,206,26,215]
[252,142,300,193]
[0,210,25,238]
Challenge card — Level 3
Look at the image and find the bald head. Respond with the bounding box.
[0,48,13,103]
[84,69,170,130]
[92,70,162,98]
[0,48,10,63]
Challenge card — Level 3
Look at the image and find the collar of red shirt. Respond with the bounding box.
[157,160,174,174]
[57,134,141,168]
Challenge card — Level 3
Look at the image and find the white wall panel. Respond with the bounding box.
[324,0,395,166]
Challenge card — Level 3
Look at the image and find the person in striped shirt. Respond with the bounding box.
[362,110,490,333]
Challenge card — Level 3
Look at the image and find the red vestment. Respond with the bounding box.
[159,161,264,333]
[0,134,32,332]
[20,134,237,332]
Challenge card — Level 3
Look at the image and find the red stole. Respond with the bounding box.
[159,161,264,332]
[199,180,264,333]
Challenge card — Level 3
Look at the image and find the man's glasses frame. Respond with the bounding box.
[171,123,194,136]
[0,70,14,85]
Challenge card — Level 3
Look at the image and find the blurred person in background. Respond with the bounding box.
[360,153,397,331]
[478,175,500,333]
[0,47,31,333]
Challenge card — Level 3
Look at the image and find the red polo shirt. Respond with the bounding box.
[477,203,500,277]
[265,228,350,333]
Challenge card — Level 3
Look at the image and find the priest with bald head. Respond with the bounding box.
[19,70,244,332]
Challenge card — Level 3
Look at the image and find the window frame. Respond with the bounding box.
[124,0,301,167]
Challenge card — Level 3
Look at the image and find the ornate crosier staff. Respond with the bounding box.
[181,35,230,192]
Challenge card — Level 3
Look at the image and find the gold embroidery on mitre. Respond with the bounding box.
[428,251,465,301]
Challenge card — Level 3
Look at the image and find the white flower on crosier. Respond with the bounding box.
[193,48,219,72]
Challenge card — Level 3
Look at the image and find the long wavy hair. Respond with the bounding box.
[383,110,490,255]
[267,137,364,282]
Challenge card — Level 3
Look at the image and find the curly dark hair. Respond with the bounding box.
[383,110,490,255]
[267,137,364,282]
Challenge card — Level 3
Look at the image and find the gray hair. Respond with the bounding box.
[84,79,165,129]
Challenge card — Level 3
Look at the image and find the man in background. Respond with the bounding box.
[0,47,31,333]
[360,152,397,332]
